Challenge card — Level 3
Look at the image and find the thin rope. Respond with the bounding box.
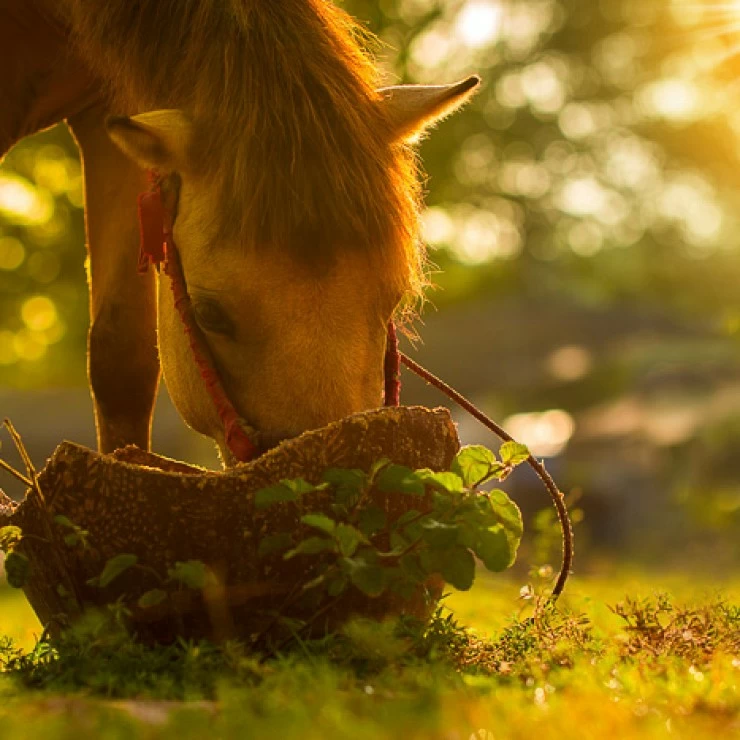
[398,351,573,601]
[163,245,261,463]
[383,321,401,406]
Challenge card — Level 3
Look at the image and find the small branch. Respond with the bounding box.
[0,459,33,488]
[3,419,46,508]
[4,419,37,479]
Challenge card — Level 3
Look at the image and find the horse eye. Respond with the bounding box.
[193,300,234,337]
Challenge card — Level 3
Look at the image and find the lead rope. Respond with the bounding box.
[388,339,573,601]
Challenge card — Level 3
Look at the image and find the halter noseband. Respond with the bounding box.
[137,171,401,464]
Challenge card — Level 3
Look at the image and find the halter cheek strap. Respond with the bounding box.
[136,171,402,464]
[137,172,261,462]
[137,182,167,274]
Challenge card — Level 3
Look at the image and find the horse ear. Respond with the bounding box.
[379,76,481,142]
[106,110,194,171]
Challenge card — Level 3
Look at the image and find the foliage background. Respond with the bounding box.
[1,0,739,572]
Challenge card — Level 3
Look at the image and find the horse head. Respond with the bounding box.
[104,78,479,463]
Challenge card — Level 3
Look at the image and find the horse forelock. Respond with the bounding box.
[63,0,426,300]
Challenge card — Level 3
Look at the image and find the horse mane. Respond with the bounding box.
[63,0,424,295]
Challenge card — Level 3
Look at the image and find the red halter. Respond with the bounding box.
[137,171,401,463]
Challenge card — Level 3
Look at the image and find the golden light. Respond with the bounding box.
[639,78,701,121]
[669,1,740,76]
[0,331,17,366]
[455,1,502,49]
[13,330,46,362]
[0,174,53,226]
[21,295,58,332]
[547,345,594,382]
[0,236,25,271]
[422,207,455,246]
[502,409,576,458]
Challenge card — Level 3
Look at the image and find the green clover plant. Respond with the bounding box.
[254,444,526,601]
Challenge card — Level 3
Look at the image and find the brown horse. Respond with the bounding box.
[1,0,479,463]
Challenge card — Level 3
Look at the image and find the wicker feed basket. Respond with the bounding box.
[0,406,459,644]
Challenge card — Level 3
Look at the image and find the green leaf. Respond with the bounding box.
[322,469,367,505]
[4,551,30,588]
[451,445,498,487]
[389,577,417,600]
[284,537,336,560]
[368,457,391,481]
[399,553,428,584]
[138,589,168,608]
[476,526,513,571]
[168,560,208,590]
[440,547,476,591]
[417,470,465,494]
[358,505,386,537]
[283,478,326,495]
[258,533,294,559]
[500,441,530,466]
[457,521,478,549]
[327,573,348,597]
[395,509,422,528]
[343,558,386,597]
[335,524,365,557]
[95,554,138,588]
[0,526,22,553]
[53,516,89,549]
[322,468,367,490]
[254,483,300,510]
[301,513,336,536]
[488,490,525,539]
[302,574,327,591]
[254,478,323,510]
[376,465,426,496]
[390,530,409,552]
[420,520,459,549]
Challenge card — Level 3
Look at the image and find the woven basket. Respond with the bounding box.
[0,406,459,644]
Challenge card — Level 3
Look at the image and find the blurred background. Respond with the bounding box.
[1,0,740,574]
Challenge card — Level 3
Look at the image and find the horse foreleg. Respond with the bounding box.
[67,107,160,453]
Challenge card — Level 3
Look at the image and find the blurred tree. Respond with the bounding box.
[0,125,86,386]
[4,0,740,386]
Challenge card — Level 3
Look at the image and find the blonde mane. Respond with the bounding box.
[63,0,424,294]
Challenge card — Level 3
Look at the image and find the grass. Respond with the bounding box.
[0,568,738,738]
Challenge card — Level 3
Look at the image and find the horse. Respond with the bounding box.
[1,0,479,464]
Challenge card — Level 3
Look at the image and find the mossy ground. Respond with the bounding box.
[0,569,738,739]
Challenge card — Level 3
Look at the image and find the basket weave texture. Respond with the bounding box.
[0,406,459,643]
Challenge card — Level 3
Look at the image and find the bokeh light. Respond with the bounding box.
[546,345,594,382]
[503,409,576,458]
[21,296,58,332]
[0,175,53,226]
[455,1,503,49]
[0,237,25,271]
